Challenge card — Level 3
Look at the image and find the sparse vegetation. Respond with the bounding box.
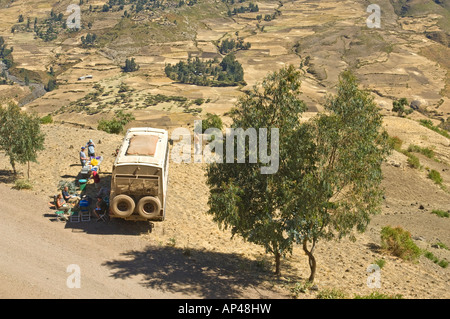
[316,288,347,299]
[423,250,448,268]
[428,169,443,185]
[354,291,403,299]
[40,114,53,124]
[13,179,33,190]
[97,110,135,134]
[407,144,435,158]
[419,119,450,139]
[380,226,421,262]
[431,209,449,218]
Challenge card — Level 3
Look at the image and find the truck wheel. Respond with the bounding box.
[111,195,135,217]
[137,196,161,219]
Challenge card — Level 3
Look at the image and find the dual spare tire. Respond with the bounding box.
[111,195,161,219]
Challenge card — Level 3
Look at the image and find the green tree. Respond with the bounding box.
[392,98,411,117]
[206,65,307,275]
[284,71,391,282]
[0,102,45,178]
[122,57,140,72]
[206,67,391,280]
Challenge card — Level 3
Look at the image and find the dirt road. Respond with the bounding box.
[0,184,187,299]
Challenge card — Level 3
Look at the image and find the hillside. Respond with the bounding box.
[0,0,449,299]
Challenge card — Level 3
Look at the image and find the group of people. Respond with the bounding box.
[80,139,101,189]
[80,139,96,167]
[48,138,108,221]
[49,185,109,221]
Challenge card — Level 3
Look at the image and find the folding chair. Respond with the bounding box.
[69,209,80,222]
[55,210,69,222]
[80,207,90,222]
[79,198,90,222]
[95,207,108,222]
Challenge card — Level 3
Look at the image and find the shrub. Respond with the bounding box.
[407,154,421,169]
[201,113,223,132]
[424,250,449,268]
[431,209,449,218]
[316,288,347,299]
[354,291,402,299]
[388,136,403,151]
[428,169,443,184]
[419,119,450,138]
[58,180,77,193]
[13,179,33,190]
[407,144,434,158]
[40,114,53,124]
[374,259,386,269]
[97,110,135,134]
[380,226,421,261]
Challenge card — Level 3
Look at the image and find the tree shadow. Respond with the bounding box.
[365,242,382,254]
[0,169,15,184]
[103,245,290,298]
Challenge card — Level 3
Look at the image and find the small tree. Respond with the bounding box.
[122,58,140,72]
[0,102,45,178]
[392,98,411,117]
[97,110,135,134]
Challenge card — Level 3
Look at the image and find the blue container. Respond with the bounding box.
[79,200,89,207]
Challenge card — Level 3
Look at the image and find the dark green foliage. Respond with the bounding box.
[218,38,251,54]
[97,110,135,134]
[201,113,223,132]
[0,102,45,178]
[392,98,412,117]
[81,33,97,47]
[45,79,58,92]
[206,67,390,280]
[122,57,140,72]
[164,54,245,87]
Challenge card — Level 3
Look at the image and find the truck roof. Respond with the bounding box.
[114,127,168,168]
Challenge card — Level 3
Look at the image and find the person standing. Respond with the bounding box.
[80,147,88,167]
[86,139,96,157]
[90,170,101,190]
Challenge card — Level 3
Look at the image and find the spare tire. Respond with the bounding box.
[137,196,161,219]
[111,195,135,217]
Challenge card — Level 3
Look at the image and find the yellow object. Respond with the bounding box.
[90,159,99,166]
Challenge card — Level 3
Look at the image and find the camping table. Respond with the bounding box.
[80,156,103,177]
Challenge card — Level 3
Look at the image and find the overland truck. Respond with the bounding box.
[109,127,169,222]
